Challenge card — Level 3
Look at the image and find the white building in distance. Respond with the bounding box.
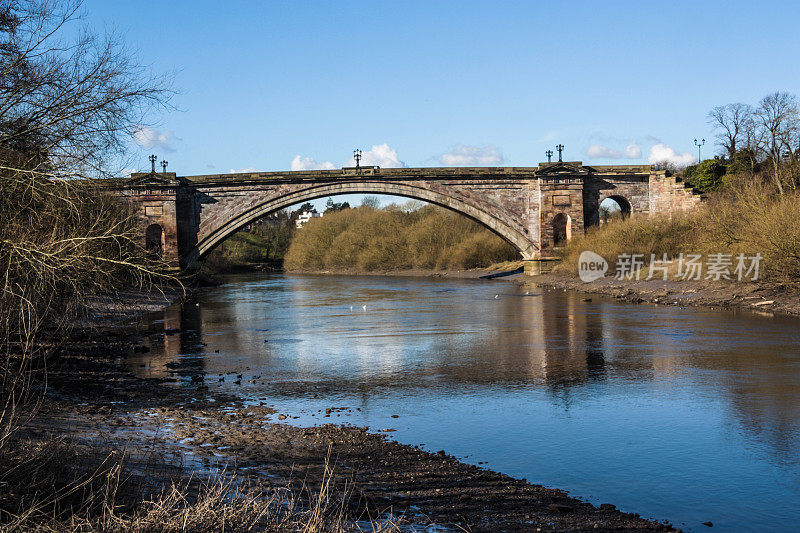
[296,211,323,228]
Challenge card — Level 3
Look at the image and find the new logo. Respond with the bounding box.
[578,251,608,282]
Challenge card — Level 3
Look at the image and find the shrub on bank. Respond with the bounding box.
[283,205,520,272]
[703,180,800,281]
[203,231,275,271]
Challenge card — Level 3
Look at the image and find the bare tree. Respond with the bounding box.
[753,91,800,194]
[0,0,171,179]
[360,195,381,209]
[707,103,754,159]
[651,160,679,173]
[0,0,173,448]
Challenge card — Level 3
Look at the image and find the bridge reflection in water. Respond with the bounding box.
[135,279,640,391]
[130,272,800,531]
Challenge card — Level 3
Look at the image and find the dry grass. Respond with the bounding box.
[556,212,699,274]
[556,170,800,283]
[1,439,400,533]
[485,260,526,272]
[284,205,519,272]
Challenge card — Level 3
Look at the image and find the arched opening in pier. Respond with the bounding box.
[145,224,164,259]
[552,213,571,246]
[599,195,631,223]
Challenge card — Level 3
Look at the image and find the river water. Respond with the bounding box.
[130,273,800,532]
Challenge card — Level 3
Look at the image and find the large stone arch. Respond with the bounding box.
[188,180,538,268]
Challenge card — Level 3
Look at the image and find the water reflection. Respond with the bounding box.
[131,273,800,531]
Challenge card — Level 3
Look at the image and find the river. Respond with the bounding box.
[129,272,800,532]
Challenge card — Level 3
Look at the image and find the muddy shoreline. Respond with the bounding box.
[528,271,800,316]
[20,278,680,531]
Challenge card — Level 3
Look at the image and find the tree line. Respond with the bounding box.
[698,92,799,193]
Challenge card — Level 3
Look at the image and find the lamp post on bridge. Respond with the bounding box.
[546,150,553,163]
[160,160,168,173]
[556,144,564,162]
[149,154,157,174]
[694,138,705,163]
[353,149,362,172]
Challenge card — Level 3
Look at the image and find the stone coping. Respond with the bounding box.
[103,164,653,188]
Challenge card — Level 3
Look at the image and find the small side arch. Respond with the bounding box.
[552,213,572,246]
[145,223,164,258]
[601,195,632,220]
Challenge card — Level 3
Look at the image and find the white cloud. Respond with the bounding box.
[535,131,559,143]
[586,141,642,160]
[624,141,642,158]
[132,125,178,152]
[439,144,504,166]
[292,144,405,171]
[346,143,405,168]
[648,143,695,167]
[291,155,336,171]
[229,166,258,174]
[586,145,621,158]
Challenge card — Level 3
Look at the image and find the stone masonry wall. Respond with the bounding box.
[648,170,704,214]
[118,188,181,269]
[117,165,704,271]
[539,178,585,255]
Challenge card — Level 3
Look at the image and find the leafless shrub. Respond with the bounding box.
[0,0,173,448]
[1,439,399,532]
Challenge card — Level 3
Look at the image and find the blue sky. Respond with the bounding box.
[86,0,799,196]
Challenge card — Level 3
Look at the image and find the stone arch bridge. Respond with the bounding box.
[109,162,702,272]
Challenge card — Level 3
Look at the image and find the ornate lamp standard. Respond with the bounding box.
[694,138,705,163]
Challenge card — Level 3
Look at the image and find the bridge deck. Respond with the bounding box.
[119,163,653,187]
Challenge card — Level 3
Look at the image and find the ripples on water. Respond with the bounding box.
[131,273,800,532]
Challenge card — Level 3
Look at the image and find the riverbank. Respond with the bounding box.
[527,271,800,316]
[281,261,527,280]
[17,319,677,531]
[284,268,507,279]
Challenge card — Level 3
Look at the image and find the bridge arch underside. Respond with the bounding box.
[189,181,539,268]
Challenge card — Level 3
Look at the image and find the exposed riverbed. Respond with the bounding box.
[127,272,800,531]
